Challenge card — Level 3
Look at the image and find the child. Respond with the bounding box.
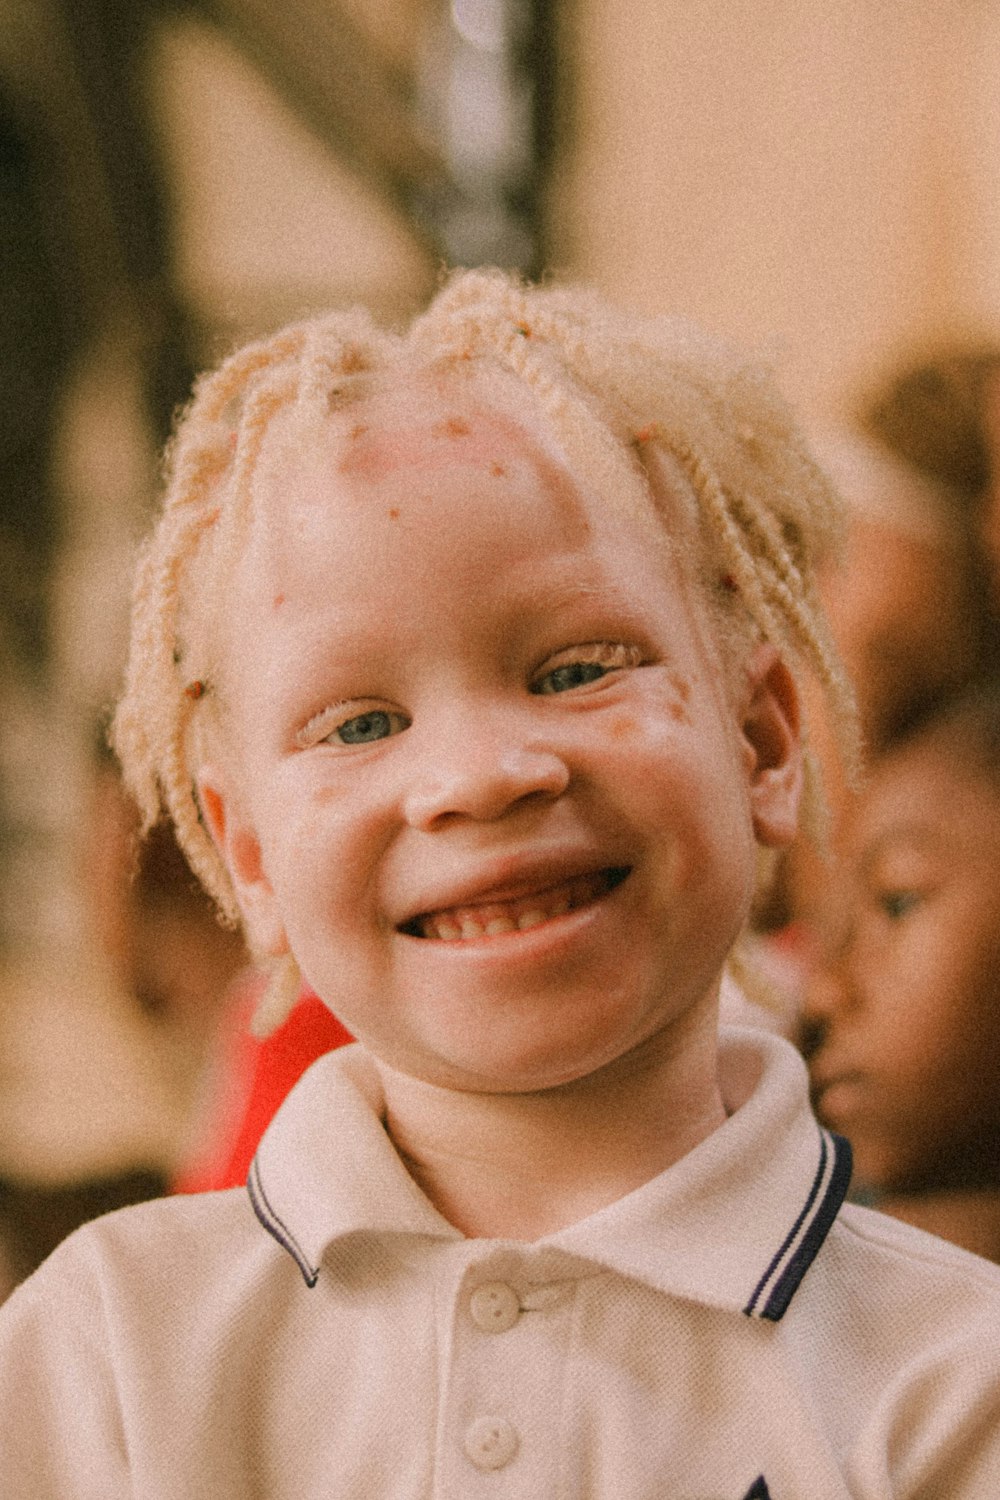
[2,269,1000,1498]
[803,679,1000,1264]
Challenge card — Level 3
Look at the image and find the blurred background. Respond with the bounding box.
[4,0,1000,1292]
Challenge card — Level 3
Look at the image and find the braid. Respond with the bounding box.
[657,433,860,845]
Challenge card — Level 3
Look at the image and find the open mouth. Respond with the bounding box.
[399,866,630,941]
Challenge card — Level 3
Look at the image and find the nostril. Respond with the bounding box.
[797,1013,827,1061]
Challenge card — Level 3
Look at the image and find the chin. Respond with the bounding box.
[404,1032,632,1096]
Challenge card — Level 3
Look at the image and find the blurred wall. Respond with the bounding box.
[143,4,1000,420]
[558,0,1000,419]
[147,14,435,343]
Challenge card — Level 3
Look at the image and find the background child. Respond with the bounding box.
[802,679,1000,1262]
[745,424,989,1026]
[2,270,1000,1498]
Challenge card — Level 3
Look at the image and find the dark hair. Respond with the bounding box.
[888,675,1000,787]
[862,348,1000,500]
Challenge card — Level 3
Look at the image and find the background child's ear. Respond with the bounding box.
[739,643,803,848]
[197,770,290,957]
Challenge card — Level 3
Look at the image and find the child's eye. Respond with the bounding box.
[328,709,409,746]
[878,889,921,921]
[531,642,641,696]
[297,703,410,750]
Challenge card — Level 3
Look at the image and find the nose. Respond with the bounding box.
[402,716,571,831]
[798,964,850,1062]
[799,914,858,1041]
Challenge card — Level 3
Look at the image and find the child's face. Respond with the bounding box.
[202,371,798,1094]
[803,739,1000,1192]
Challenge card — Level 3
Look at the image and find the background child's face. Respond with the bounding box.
[201,371,799,1094]
[803,738,1000,1192]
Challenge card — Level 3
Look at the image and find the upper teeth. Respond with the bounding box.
[417,872,609,941]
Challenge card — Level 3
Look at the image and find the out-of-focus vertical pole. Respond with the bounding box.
[414,0,560,276]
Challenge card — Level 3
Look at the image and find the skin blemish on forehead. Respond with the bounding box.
[335,402,567,494]
[388,508,400,520]
[491,462,506,477]
[349,423,369,441]
[273,592,286,610]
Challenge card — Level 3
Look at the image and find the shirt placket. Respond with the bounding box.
[433,1247,582,1499]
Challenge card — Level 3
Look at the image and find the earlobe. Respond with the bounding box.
[740,643,803,848]
[196,768,290,957]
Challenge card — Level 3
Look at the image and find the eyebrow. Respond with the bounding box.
[515,569,663,623]
[858,823,940,874]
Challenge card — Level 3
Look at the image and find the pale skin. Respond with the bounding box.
[199,368,803,1240]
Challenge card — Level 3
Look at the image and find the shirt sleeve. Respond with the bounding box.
[0,1234,130,1498]
[848,1323,1000,1498]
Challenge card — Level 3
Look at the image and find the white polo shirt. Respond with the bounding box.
[2,1027,1000,1499]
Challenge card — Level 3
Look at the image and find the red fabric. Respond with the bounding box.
[174,987,352,1193]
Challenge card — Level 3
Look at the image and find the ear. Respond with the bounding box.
[197,768,289,957]
[738,643,803,848]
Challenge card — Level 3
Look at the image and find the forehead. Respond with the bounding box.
[850,738,1000,862]
[240,367,683,597]
[260,368,574,507]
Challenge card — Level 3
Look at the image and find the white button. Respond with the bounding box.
[469,1280,521,1333]
[463,1415,519,1470]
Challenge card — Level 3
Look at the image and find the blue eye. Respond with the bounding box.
[331,710,408,745]
[531,643,640,696]
[533,660,609,695]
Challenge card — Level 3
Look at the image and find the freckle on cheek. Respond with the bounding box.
[670,673,692,702]
[490,461,506,477]
[388,507,400,520]
[273,593,286,610]
[670,701,692,724]
[611,715,637,740]
[313,786,341,806]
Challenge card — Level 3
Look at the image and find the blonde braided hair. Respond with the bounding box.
[113,268,858,1032]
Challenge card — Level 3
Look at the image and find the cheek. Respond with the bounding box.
[609,713,639,741]
[868,935,993,1087]
[667,672,693,725]
[260,791,342,913]
[264,778,391,941]
[312,784,344,808]
[614,712,754,907]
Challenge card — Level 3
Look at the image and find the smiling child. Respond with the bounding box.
[2,271,1000,1498]
[804,679,1000,1262]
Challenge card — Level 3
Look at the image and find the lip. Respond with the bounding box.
[810,1067,866,1122]
[395,853,632,938]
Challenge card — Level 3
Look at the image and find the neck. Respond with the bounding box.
[374,1006,726,1240]
[878,1187,1000,1264]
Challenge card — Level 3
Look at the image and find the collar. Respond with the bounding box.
[248,1026,850,1321]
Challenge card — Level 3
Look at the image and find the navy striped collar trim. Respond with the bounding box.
[743,1128,852,1321]
[248,1154,320,1288]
